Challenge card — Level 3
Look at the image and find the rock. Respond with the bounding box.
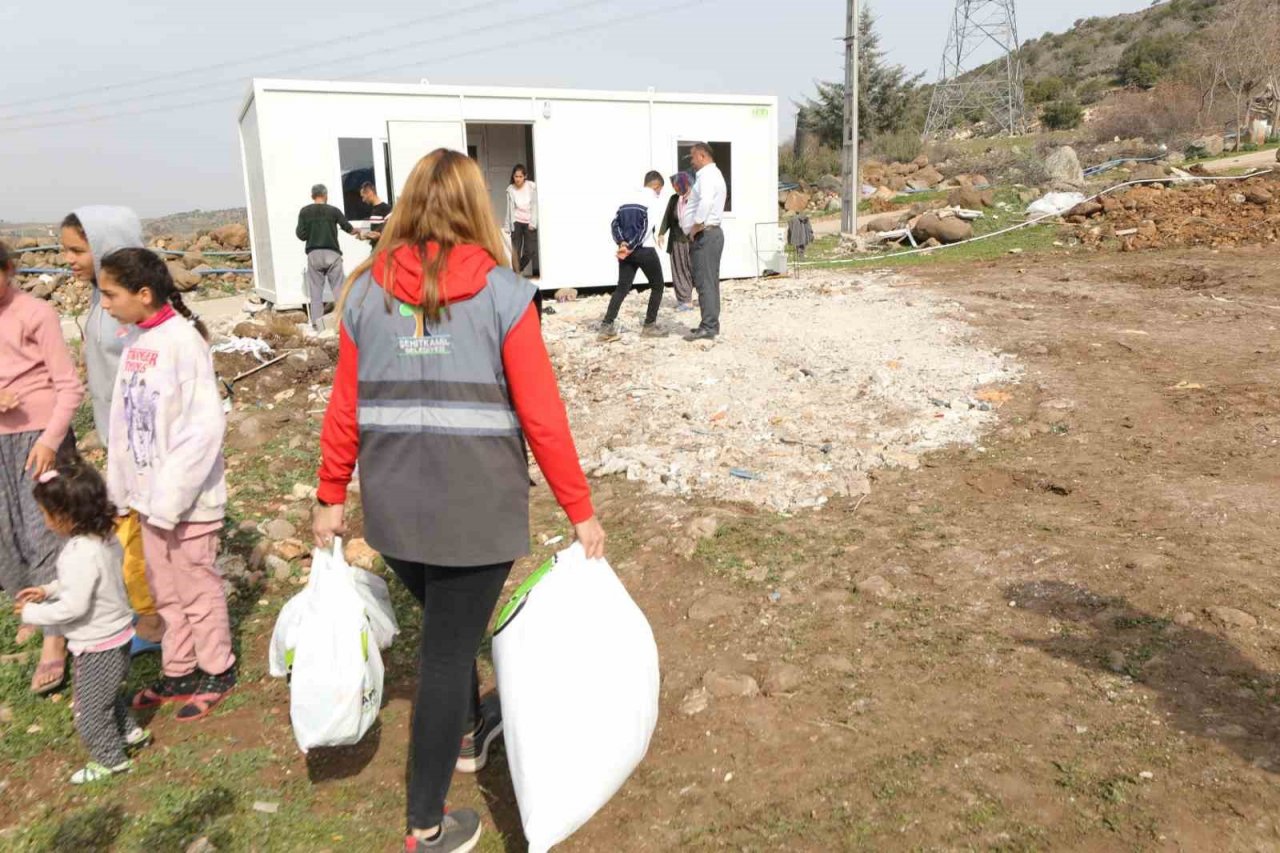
[783,191,811,213]
[1205,606,1257,629]
[1230,193,1248,205]
[907,166,944,191]
[1173,611,1196,626]
[216,555,248,578]
[266,555,292,580]
[814,654,856,675]
[181,251,206,270]
[911,154,930,169]
[687,592,743,622]
[16,237,41,250]
[165,260,201,292]
[345,537,379,570]
[703,670,760,698]
[947,187,993,209]
[232,321,267,339]
[249,540,271,571]
[762,662,804,696]
[1188,135,1225,157]
[1131,164,1169,183]
[272,539,307,561]
[912,213,973,245]
[1066,201,1103,218]
[816,174,842,192]
[554,288,577,302]
[1044,146,1084,190]
[251,800,280,815]
[230,415,269,451]
[687,516,720,540]
[680,687,710,716]
[262,518,297,541]
[0,704,12,723]
[185,838,217,853]
[291,483,317,502]
[872,185,898,203]
[855,575,894,599]
[1245,188,1273,206]
[30,280,55,300]
[1107,651,1128,674]
[211,223,250,250]
[825,195,842,213]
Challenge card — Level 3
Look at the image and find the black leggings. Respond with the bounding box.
[511,222,538,276]
[384,556,513,830]
[603,246,666,326]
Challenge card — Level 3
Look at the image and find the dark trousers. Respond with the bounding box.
[690,226,724,335]
[511,223,538,277]
[384,557,513,830]
[603,246,665,326]
[73,645,136,767]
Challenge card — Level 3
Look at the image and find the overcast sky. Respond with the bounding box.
[0,0,1151,222]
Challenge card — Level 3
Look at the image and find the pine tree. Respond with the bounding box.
[801,7,926,148]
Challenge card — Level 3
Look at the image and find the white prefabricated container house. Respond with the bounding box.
[238,78,781,308]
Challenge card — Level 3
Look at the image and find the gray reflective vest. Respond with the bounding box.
[344,266,538,567]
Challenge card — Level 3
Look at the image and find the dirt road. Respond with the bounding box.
[1200,147,1279,174]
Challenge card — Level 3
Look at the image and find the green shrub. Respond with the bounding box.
[1041,99,1084,131]
[1118,35,1180,88]
[1077,77,1110,105]
[1027,77,1068,105]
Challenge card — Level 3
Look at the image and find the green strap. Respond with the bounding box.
[493,554,557,634]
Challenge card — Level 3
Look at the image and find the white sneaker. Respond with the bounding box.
[125,727,152,750]
[70,760,132,785]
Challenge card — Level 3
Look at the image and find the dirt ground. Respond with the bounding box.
[3,244,1280,851]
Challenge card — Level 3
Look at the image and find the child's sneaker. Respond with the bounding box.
[456,697,503,773]
[175,666,237,722]
[403,809,482,852]
[131,672,199,710]
[70,760,131,785]
[124,726,152,751]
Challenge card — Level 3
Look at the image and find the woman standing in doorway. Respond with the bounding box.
[658,171,696,312]
[504,164,538,277]
[313,148,604,853]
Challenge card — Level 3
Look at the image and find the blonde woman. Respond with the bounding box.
[313,149,604,852]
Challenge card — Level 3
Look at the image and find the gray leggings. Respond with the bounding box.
[73,644,137,767]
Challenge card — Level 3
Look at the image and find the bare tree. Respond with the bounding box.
[1202,0,1280,149]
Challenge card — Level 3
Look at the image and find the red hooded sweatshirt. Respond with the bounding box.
[318,243,594,524]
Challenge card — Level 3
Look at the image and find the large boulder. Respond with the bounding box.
[816,174,842,192]
[165,260,201,292]
[211,223,250,250]
[907,166,944,191]
[947,187,994,209]
[1131,163,1170,183]
[912,213,973,245]
[783,191,811,213]
[1044,146,1084,190]
[16,237,42,250]
[1188,135,1225,158]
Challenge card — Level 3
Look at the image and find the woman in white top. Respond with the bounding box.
[504,164,539,277]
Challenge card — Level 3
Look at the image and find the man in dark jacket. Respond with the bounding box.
[296,184,355,331]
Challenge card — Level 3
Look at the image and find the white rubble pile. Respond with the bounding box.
[542,270,1019,512]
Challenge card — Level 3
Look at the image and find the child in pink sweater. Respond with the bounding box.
[97,248,236,722]
[0,240,85,694]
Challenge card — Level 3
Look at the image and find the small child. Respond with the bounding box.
[97,248,236,721]
[15,459,151,784]
[0,239,83,694]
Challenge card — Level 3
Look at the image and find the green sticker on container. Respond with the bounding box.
[494,555,557,634]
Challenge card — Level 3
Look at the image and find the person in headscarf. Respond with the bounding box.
[658,171,696,311]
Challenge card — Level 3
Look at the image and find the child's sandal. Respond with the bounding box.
[175,689,232,722]
[70,760,131,785]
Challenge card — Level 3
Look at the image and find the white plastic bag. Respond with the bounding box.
[267,539,388,751]
[1026,191,1087,217]
[492,543,660,853]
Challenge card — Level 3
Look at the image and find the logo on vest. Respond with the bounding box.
[397,335,452,357]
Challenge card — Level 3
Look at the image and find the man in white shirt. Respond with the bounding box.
[685,142,727,341]
[598,171,671,341]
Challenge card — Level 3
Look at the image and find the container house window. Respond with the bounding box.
[677,141,732,213]
[338,137,375,220]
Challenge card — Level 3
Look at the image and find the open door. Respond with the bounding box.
[387,120,466,199]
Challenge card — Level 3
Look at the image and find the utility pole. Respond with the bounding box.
[841,0,859,236]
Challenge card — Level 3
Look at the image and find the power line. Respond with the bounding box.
[1,0,617,126]
[0,0,707,134]
[0,0,520,115]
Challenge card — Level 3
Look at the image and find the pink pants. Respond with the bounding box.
[140,519,235,678]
